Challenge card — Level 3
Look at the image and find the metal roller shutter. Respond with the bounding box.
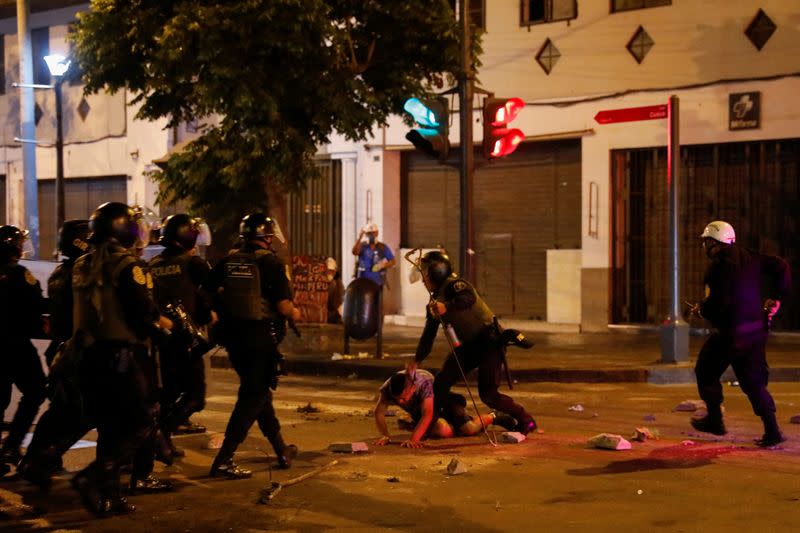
[403,139,581,319]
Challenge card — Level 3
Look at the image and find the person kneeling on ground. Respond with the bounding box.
[373,369,516,448]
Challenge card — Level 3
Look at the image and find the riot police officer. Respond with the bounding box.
[690,221,791,447]
[0,225,47,476]
[18,220,91,486]
[205,213,301,479]
[70,202,172,516]
[409,251,537,435]
[149,214,214,452]
[45,220,91,366]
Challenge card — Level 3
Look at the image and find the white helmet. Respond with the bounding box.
[700,221,736,244]
[362,223,379,234]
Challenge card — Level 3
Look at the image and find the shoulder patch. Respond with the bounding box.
[132,266,147,285]
[146,272,154,289]
[24,269,38,286]
[452,280,468,292]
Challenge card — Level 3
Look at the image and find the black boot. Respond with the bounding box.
[209,455,252,479]
[71,467,109,517]
[756,413,786,448]
[490,412,518,431]
[690,414,727,436]
[130,474,174,494]
[277,444,298,470]
[516,416,537,435]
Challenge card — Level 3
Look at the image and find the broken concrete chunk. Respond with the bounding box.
[588,433,632,451]
[789,414,800,424]
[329,442,369,453]
[297,402,321,414]
[568,404,585,412]
[673,399,706,412]
[446,458,468,475]
[499,432,526,444]
[387,476,400,483]
[631,427,659,442]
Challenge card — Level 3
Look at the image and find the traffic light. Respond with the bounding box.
[483,97,525,159]
[404,97,449,160]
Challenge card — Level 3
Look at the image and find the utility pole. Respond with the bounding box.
[458,0,475,283]
[16,0,39,257]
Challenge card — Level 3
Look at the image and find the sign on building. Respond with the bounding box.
[729,92,760,130]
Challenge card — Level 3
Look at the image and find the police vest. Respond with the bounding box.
[149,252,198,318]
[221,249,278,322]
[437,277,494,345]
[48,261,75,343]
[72,250,140,343]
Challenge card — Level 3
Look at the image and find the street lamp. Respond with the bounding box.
[43,53,71,244]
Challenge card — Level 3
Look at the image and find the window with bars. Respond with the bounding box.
[448,0,485,31]
[611,0,670,13]
[521,0,577,26]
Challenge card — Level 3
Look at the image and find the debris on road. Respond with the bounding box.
[643,414,657,422]
[637,489,643,495]
[631,427,658,442]
[297,402,321,414]
[347,373,358,380]
[499,432,526,444]
[789,415,800,424]
[329,442,369,453]
[673,400,706,412]
[387,476,400,483]
[681,440,696,446]
[259,460,339,503]
[588,433,632,451]
[446,458,468,475]
[568,404,585,412]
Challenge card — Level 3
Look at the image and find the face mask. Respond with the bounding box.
[368,235,376,244]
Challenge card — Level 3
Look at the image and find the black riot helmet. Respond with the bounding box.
[160,213,212,250]
[239,213,285,244]
[420,250,454,287]
[88,202,147,248]
[57,219,91,260]
[0,225,27,260]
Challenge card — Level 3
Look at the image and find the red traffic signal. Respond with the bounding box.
[483,97,525,159]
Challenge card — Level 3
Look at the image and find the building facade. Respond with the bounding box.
[4,1,798,329]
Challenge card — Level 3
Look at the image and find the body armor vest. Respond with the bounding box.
[48,261,75,342]
[437,277,494,345]
[221,249,277,322]
[72,251,140,343]
[149,252,198,318]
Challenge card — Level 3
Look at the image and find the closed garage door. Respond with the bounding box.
[38,175,128,259]
[403,140,581,319]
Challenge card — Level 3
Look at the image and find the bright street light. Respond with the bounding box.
[44,54,71,77]
[44,53,71,255]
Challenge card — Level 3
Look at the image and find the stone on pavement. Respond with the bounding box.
[631,427,658,442]
[568,404,585,412]
[499,432,526,444]
[446,458,468,475]
[588,433,632,450]
[329,442,369,453]
[789,414,800,424]
[673,399,706,412]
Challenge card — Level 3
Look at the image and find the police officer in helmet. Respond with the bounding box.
[70,202,172,516]
[690,221,791,447]
[409,250,537,437]
[149,214,214,454]
[17,220,90,486]
[204,212,301,479]
[0,225,47,476]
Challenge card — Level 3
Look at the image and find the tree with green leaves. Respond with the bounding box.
[71,0,471,240]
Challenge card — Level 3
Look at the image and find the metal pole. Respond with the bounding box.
[660,95,689,363]
[54,77,65,252]
[16,0,39,257]
[458,0,475,283]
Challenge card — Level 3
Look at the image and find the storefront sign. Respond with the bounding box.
[729,92,760,130]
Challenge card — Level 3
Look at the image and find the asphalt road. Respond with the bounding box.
[2,370,800,532]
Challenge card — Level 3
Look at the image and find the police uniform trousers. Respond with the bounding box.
[218,322,284,459]
[78,341,157,496]
[695,329,776,420]
[160,334,206,431]
[432,327,529,426]
[1,339,47,454]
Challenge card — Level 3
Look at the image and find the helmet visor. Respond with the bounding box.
[195,220,212,247]
[134,217,150,250]
[269,218,286,244]
[21,230,34,258]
